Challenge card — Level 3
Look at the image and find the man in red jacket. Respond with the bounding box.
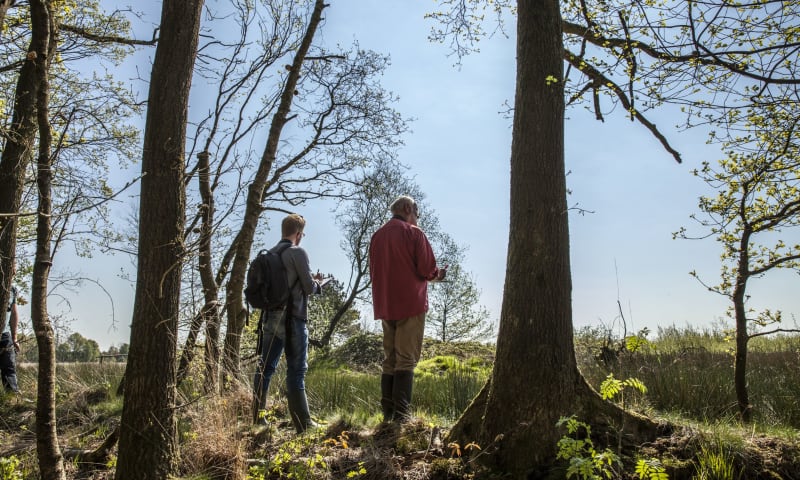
[369,195,446,422]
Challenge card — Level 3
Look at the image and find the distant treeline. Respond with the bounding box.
[15,331,129,363]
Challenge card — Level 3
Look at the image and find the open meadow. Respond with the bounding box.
[2,327,800,479]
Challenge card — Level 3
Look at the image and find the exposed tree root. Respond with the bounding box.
[446,377,674,477]
[63,425,119,473]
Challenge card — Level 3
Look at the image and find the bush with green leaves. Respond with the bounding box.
[0,456,23,480]
[556,415,621,479]
[556,371,668,480]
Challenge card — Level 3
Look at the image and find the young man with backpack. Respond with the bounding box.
[251,213,322,432]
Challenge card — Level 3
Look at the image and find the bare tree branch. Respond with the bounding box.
[59,23,158,46]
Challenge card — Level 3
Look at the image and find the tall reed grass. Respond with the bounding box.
[577,327,800,428]
[6,328,800,479]
[10,327,800,434]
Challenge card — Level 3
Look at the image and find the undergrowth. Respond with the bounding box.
[1,328,799,479]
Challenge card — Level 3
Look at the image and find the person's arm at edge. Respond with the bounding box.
[10,301,19,353]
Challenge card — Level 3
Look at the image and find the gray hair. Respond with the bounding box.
[390,196,416,215]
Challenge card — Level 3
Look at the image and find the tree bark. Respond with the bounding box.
[317,270,366,348]
[0,0,37,327]
[221,0,327,378]
[115,1,204,479]
[29,1,65,478]
[197,151,221,394]
[447,2,661,476]
[176,151,221,392]
[176,308,204,386]
[733,226,752,422]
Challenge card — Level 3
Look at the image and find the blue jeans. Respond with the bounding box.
[253,310,309,400]
[0,332,19,393]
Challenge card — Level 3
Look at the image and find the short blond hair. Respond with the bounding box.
[390,196,416,215]
[281,213,306,237]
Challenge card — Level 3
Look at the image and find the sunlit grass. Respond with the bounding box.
[304,355,488,424]
[577,327,800,428]
[4,326,800,479]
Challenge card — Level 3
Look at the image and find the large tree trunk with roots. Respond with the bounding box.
[29,1,65,478]
[447,2,662,476]
[115,1,204,479]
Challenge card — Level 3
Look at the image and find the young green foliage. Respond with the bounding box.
[599,373,647,402]
[635,458,669,480]
[556,416,621,480]
[0,456,23,480]
[679,99,800,421]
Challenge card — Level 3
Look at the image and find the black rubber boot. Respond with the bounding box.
[380,374,395,422]
[392,370,415,423]
[286,389,317,433]
[2,374,18,394]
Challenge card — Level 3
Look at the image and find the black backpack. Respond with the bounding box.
[244,242,292,311]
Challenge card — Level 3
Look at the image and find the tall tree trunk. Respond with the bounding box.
[733,227,752,422]
[197,151,221,393]
[176,151,221,392]
[316,270,366,348]
[176,309,204,386]
[29,1,64,478]
[447,2,660,476]
[115,1,204,479]
[202,301,221,393]
[0,0,38,326]
[221,0,326,379]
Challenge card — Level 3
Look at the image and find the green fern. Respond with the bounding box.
[600,375,623,400]
[636,458,669,480]
[623,377,648,394]
[600,373,647,401]
[556,416,621,480]
[560,376,668,480]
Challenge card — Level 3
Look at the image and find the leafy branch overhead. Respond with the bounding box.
[428,0,799,164]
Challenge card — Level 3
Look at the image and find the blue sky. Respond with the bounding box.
[43,0,799,349]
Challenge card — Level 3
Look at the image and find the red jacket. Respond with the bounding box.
[369,217,439,321]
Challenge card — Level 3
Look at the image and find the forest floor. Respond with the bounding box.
[3,393,800,480]
[2,337,800,479]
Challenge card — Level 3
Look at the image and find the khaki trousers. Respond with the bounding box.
[381,313,425,374]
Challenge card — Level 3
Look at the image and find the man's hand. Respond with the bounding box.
[12,340,20,353]
[436,265,449,281]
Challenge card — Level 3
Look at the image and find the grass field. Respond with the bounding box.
[2,327,799,479]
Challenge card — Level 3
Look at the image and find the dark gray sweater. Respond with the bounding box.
[272,239,319,320]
